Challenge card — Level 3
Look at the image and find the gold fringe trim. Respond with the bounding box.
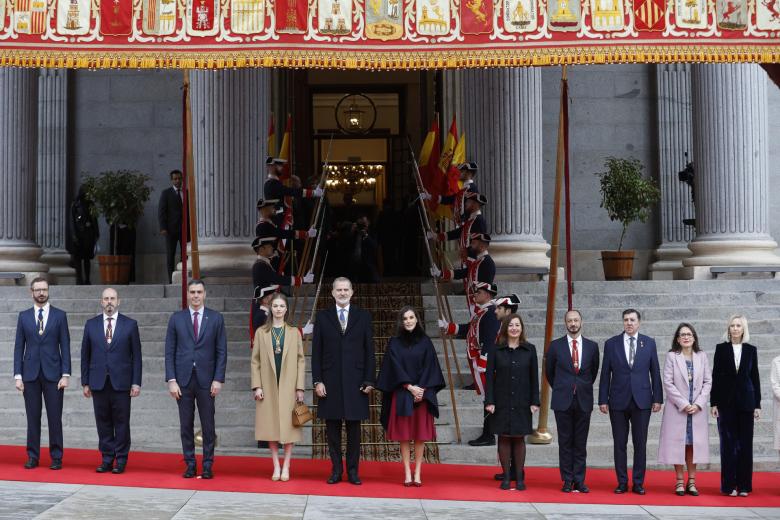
[0,45,778,69]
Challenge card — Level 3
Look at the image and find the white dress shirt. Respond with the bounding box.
[103,312,119,337]
[567,334,581,358]
[623,333,639,364]
[732,343,743,371]
[336,304,350,329]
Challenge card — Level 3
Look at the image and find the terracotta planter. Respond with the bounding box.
[98,255,132,285]
[601,250,635,281]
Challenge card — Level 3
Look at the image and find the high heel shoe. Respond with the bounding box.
[280,469,290,482]
[271,469,281,481]
[686,478,698,496]
[403,480,413,487]
[675,479,685,496]
[413,479,422,488]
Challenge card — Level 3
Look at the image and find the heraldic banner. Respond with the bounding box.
[0,0,778,68]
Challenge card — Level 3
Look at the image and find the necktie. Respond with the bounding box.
[629,336,636,368]
[37,308,44,335]
[177,188,182,202]
[572,339,579,374]
[339,308,346,332]
[106,317,113,344]
[193,311,200,340]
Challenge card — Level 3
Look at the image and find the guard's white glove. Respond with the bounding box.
[420,192,432,201]
[307,227,318,238]
[302,321,314,335]
[312,186,324,198]
[426,230,436,241]
[438,318,449,329]
[430,265,441,278]
[303,272,315,284]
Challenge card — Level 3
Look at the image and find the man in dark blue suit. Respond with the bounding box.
[13,277,71,470]
[545,310,599,493]
[81,288,142,474]
[598,308,663,495]
[165,279,227,479]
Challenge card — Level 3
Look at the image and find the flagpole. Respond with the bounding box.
[529,65,568,445]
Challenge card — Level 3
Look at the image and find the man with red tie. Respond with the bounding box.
[545,310,600,493]
[165,279,227,479]
[81,288,142,474]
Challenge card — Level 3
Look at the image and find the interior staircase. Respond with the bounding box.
[0,279,778,471]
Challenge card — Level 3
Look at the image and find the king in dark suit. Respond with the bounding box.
[13,277,71,470]
[157,169,187,284]
[165,279,227,479]
[81,288,142,474]
[311,277,375,485]
[598,308,663,495]
[545,309,599,493]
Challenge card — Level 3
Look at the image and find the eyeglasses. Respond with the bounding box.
[32,288,48,293]
[678,332,694,338]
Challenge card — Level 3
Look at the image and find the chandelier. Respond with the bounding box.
[325,163,383,193]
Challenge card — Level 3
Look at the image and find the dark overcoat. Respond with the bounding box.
[485,342,540,436]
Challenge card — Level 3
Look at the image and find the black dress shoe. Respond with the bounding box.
[327,473,342,484]
[515,480,526,491]
[561,481,573,493]
[50,459,62,470]
[574,482,590,493]
[468,435,496,447]
[499,478,512,490]
[183,465,197,478]
[632,484,646,495]
[96,462,113,473]
[23,458,38,469]
[494,472,506,481]
[201,468,214,479]
[347,473,362,485]
[112,463,126,474]
[614,484,628,494]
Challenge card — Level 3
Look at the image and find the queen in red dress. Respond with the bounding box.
[377,306,445,487]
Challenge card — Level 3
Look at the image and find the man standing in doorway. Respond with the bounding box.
[165,279,227,479]
[599,308,663,495]
[13,277,71,470]
[158,169,186,284]
[81,288,142,474]
[311,277,375,485]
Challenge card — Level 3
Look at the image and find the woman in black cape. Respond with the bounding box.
[377,306,445,487]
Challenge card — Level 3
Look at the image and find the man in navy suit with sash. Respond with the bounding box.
[598,308,663,495]
[545,310,599,493]
[81,288,142,474]
[13,277,71,470]
[165,279,227,479]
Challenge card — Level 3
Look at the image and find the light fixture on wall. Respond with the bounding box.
[335,93,377,135]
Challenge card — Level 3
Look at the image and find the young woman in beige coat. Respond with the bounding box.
[251,293,306,481]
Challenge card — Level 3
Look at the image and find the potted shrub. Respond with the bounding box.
[82,170,153,284]
[596,157,660,280]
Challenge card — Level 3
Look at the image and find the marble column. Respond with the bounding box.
[177,69,270,281]
[681,64,780,278]
[37,69,76,284]
[457,69,550,270]
[0,69,48,281]
[649,64,695,279]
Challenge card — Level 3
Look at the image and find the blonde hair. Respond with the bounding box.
[723,314,750,343]
[261,293,290,332]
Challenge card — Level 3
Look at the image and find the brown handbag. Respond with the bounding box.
[292,402,312,426]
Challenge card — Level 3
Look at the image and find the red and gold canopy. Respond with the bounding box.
[0,0,778,68]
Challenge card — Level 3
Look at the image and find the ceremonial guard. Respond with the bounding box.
[435,233,495,315]
[263,157,323,221]
[437,162,479,224]
[440,281,500,446]
[428,192,487,262]
[255,198,317,241]
[252,236,314,291]
[494,294,521,321]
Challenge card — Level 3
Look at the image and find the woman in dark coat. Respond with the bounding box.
[377,306,445,487]
[68,185,99,285]
[485,313,540,490]
[710,314,761,497]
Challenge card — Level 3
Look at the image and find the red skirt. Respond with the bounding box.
[386,392,436,441]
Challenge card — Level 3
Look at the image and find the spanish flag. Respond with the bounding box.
[450,132,466,193]
[419,117,441,202]
[278,114,292,181]
[434,116,458,219]
[267,113,276,161]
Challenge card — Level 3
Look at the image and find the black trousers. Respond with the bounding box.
[608,398,651,486]
[325,419,361,476]
[164,232,182,284]
[92,376,132,464]
[554,400,592,484]
[177,369,216,468]
[23,375,64,461]
[717,408,754,493]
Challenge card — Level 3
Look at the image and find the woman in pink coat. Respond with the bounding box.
[657,323,712,496]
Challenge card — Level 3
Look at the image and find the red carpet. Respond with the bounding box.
[1,445,778,507]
